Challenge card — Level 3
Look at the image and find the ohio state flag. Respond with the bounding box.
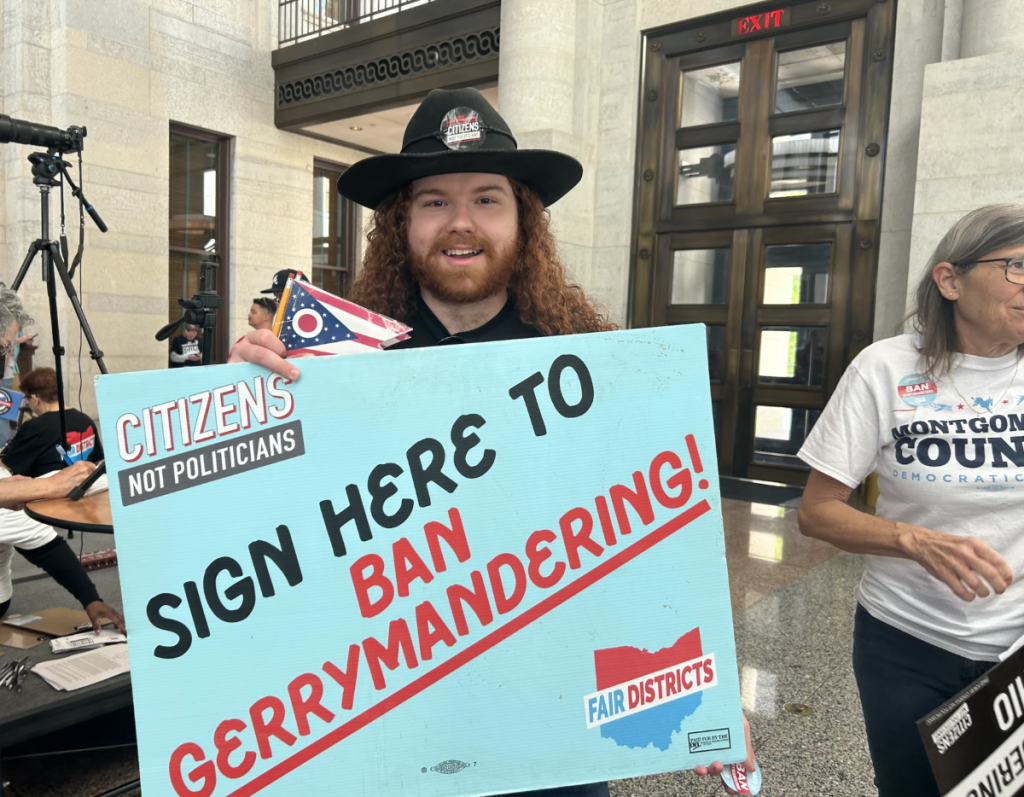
[275,279,411,356]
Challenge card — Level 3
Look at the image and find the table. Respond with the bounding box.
[24,492,113,534]
[0,551,131,794]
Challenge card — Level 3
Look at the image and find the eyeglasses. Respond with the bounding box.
[953,258,1024,285]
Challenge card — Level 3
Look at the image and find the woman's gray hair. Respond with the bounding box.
[907,203,1024,376]
[0,283,33,335]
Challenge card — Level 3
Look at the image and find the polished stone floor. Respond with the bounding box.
[2,497,875,796]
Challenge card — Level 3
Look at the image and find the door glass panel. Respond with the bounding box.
[769,130,840,197]
[775,42,846,113]
[753,406,821,467]
[758,326,826,387]
[707,325,725,382]
[681,62,741,127]
[677,144,736,205]
[763,243,831,305]
[671,249,729,304]
[169,135,218,251]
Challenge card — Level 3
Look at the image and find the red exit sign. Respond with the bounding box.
[732,8,789,37]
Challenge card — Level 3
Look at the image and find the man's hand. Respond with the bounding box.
[228,329,299,381]
[85,600,126,634]
[188,353,201,362]
[46,461,96,499]
[898,526,1013,601]
[693,714,756,793]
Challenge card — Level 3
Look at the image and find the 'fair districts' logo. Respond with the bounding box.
[898,373,937,407]
[584,628,716,751]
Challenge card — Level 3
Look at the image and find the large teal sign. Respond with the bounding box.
[96,325,743,797]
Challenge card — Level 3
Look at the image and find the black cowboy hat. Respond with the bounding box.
[337,88,583,210]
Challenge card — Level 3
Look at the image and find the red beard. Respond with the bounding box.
[409,234,519,304]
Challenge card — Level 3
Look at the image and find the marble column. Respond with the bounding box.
[961,0,1024,57]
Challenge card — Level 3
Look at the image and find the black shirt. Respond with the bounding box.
[2,409,104,478]
[389,298,542,349]
[170,334,202,368]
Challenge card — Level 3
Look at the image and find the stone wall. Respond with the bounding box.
[1,0,366,418]
[906,0,1024,308]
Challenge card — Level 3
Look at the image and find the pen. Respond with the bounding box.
[55,444,74,466]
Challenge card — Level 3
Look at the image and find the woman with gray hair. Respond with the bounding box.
[797,204,1024,796]
[0,283,36,449]
[0,283,34,344]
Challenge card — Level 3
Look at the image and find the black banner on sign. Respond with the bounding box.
[117,420,305,505]
[918,645,1024,796]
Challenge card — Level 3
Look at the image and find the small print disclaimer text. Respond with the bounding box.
[118,421,304,505]
[688,729,732,754]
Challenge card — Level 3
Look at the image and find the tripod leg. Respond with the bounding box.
[46,242,108,376]
[41,243,68,450]
[10,242,40,292]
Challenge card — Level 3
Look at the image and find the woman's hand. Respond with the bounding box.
[898,526,1013,601]
[85,600,126,633]
[693,713,756,793]
[800,469,1014,602]
[46,461,96,499]
[228,329,299,381]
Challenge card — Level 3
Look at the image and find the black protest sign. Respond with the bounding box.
[918,645,1024,796]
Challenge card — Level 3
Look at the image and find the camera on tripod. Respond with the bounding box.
[0,114,86,153]
[3,113,109,471]
[155,259,223,366]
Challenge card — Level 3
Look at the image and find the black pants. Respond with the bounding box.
[852,604,993,797]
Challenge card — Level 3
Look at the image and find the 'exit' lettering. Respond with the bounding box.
[734,8,787,36]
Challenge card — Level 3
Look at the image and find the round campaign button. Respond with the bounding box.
[720,761,762,795]
[0,390,14,414]
[897,373,938,407]
[440,107,484,151]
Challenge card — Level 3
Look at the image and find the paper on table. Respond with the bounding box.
[82,472,108,497]
[32,643,129,691]
[50,629,126,654]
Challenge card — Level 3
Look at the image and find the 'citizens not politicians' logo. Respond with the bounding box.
[583,628,717,751]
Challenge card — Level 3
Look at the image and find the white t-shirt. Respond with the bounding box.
[799,333,1024,661]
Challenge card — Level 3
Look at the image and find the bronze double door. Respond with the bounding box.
[632,0,895,485]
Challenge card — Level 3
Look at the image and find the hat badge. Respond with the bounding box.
[440,107,484,151]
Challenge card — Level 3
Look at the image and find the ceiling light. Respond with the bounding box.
[349,126,362,131]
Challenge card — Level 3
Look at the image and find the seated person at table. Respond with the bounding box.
[0,287,121,631]
[1,367,103,478]
[0,463,124,632]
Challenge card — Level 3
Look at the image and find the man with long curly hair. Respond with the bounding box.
[228,88,753,796]
[230,88,614,377]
